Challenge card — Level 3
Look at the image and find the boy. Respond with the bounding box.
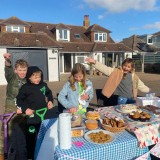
[16,66,54,159]
[0,53,28,160]
[3,53,28,113]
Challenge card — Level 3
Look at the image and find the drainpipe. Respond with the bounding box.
[142,52,144,73]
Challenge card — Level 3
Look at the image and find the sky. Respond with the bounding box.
[1,0,160,42]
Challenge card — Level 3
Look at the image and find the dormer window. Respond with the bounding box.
[94,32,107,42]
[56,28,70,41]
[74,34,81,39]
[6,25,25,33]
[59,29,68,40]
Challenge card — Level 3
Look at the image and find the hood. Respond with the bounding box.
[26,66,43,83]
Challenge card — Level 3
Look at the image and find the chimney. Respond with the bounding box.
[83,15,90,28]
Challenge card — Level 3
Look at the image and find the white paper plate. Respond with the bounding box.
[84,129,116,145]
[115,106,138,114]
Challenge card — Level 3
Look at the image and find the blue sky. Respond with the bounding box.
[1,0,160,42]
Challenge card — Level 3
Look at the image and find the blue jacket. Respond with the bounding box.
[58,79,93,109]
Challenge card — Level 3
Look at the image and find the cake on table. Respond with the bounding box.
[120,104,138,113]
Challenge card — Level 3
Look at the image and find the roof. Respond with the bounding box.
[59,42,133,53]
[0,32,61,47]
[121,35,145,52]
[121,34,160,52]
[0,16,132,52]
[85,24,111,33]
[0,16,31,26]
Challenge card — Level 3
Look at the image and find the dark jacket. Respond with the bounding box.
[16,66,54,124]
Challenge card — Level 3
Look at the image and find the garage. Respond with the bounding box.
[7,48,48,80]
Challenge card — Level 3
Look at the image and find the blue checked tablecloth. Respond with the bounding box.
[35,118,150,160]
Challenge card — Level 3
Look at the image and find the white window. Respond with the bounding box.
[94,32,107,42]
[59,29,68,40]
[147,35,153,44]
[6,26,25,33]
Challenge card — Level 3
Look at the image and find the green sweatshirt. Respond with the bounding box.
[5,66,26,110]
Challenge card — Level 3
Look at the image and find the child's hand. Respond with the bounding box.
[3,53,11,60]
[81,93,89,101]
[69,107,78,113]
[25,108,34,116]
[85,57,96,64]
[47,101,53,109]
[16,108,22,114]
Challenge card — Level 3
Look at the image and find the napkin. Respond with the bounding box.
[126,119,160,148]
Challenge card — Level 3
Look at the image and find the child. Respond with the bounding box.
[3,53,28,113]
[0,53,28,160]
[16,66,54,159]
[85,57,150,105]
[58,63,93,114]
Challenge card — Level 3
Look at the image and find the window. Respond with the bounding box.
[94,32,107,42]
[59,29,68,40]
[147,36,153,44]
[6,25,25,33]
[74,34,80,39]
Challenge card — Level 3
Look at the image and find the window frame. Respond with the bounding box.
[59,29,68,40]
[94,32,107,42]
[6,25,25,33]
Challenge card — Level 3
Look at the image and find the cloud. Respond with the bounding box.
[129,22,160,31]
[77,4,85,9]
[142,22,160,30]
[98,15,104,19]
[83,0,158,13]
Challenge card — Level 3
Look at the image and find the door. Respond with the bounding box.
[64,53,71,72]
[7,49,48,80]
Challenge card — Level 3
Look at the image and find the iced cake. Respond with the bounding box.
[120,104,138,113]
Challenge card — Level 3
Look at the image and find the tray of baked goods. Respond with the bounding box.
[100,117,126,133]
[127,110,153,122]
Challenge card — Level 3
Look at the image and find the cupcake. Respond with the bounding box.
[139,115,147,122]
[85,119,98,130]
[131,111,140,120]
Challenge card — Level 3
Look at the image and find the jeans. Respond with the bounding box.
[117,96,135,105]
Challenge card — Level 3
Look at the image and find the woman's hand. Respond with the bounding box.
[25,108,34,116]
[48,101,53,109]
[85,57,96,64]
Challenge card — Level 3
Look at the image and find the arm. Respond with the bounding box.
[45,83,54,109]
[45,83,54,102]
[82,80,94,108]
[138,78,150,93]
[16,86,28,113]
[85,57,114,76]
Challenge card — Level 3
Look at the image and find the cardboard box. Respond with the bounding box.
[136,97,160,107]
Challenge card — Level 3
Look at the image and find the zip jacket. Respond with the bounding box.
[58,79,93,109]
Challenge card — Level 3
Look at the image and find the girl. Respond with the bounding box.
[85,57,150,105]
[58,63,93,113]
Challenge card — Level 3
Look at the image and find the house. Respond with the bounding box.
[0,15,133,85]
[121,34,160,73]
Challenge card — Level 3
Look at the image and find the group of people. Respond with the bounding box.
[0,53,150,160]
